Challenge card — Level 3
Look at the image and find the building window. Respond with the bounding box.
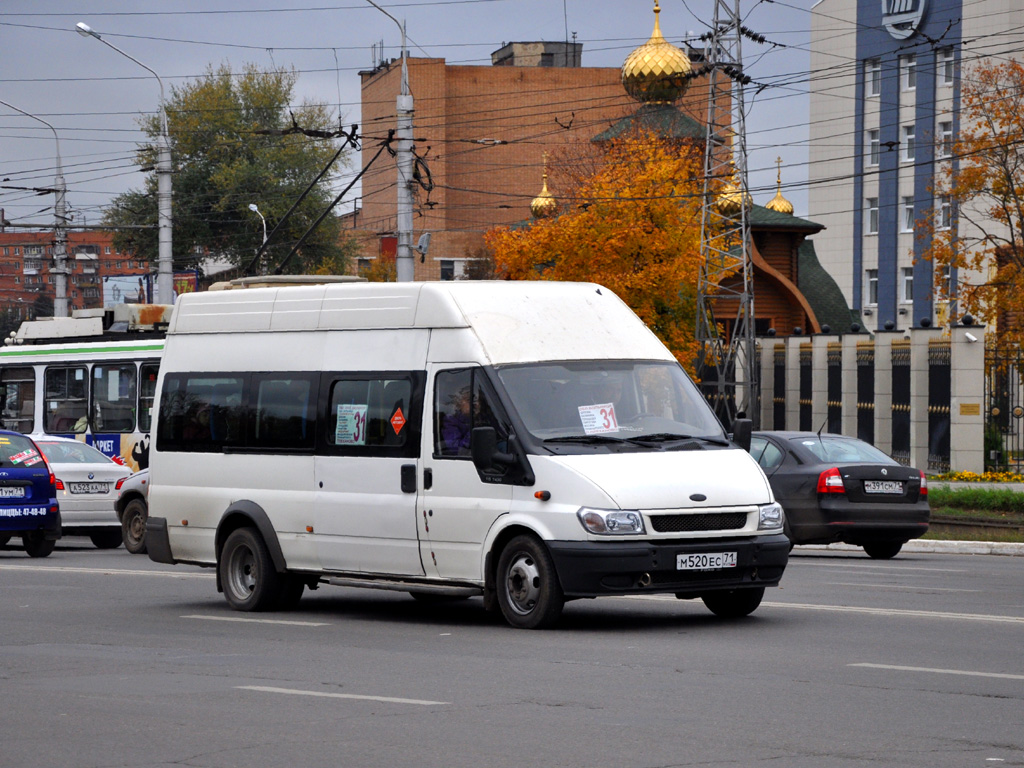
[865,58,881,97]
[938,194,952,229]
[867,129,880,166]
[13,276,19,284]
[938,121,953,158]
[440,260,455,281]
[357,258,371,275]
[866,269,879,305]
[104,246,111,255]
[902,196,915,232]
[866,198,879,234]
[902,125,915,162]
[115,261,123,269]
[938,47,954,86]
[900,54,917,91]
[902,267,914,303]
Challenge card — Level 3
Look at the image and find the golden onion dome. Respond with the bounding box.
[764,156,794,215]
[622,1,692,104]
[530,155,557,219]
[717,168,751,216]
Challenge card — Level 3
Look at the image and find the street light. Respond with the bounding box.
[76,21,173,305]
[365,0,415,283]
[0,100,69,317]
[248,204,268,275]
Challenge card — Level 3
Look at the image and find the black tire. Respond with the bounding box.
[701,587,765,618]
[89,529,123,550]
[121,498,148,555]
[219,527,283,612]
[862,541,903,559]
[0,533,11,548]
[495,534,564,629]
[276,574,305,611]
[22,533,55,558]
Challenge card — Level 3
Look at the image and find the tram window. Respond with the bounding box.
[44,366,88,433]
[92,363,138,433]
[0,366,35,433]
[139,363,159,432]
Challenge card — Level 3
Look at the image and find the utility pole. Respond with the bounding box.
[695,0,757,430]
[366,0,415,282]
[0,100,69,317]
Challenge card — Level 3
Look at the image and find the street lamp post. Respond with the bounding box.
[0,100,69,317]
[365,0,415,282]
[76,21,173,305]
[248,204,268,275]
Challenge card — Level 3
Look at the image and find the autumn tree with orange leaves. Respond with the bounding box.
[485,131,714,371]
[923,59,1024,346]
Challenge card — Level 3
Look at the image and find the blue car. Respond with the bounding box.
[0,430,60,557]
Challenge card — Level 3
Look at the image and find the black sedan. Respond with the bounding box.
[749,431,929,559]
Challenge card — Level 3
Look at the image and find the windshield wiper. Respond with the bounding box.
[543,435,625,445]
[624,433,732,447]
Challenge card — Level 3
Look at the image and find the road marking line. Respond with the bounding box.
[762,602,1024,624]
[850,663,1024,681]
[236,685,448,705]
[183,614,329,627]
[0,565,212,579]
[792,561,968,573]
[822,582,980,592]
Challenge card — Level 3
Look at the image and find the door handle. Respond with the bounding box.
[400,464,416,493]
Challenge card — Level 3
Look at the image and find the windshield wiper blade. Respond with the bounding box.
[624,433,732,447]
[543,435,625,444]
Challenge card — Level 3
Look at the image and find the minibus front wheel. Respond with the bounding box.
[496,534,564,629]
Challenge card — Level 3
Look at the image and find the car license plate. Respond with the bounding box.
[0,486,25,498]
[677,551,737,570]
[864,480,904,494]
[69,482,108,494]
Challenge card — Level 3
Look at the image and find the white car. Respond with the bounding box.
[115,468,150,554]
[34,437,131,549]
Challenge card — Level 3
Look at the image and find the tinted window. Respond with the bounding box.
[157,375,247,452]
[44,366,88,433]
[0,433,45,468]
[434,368,508,459]
[750,436,785,470]
[326,376,414,452]
[0,366,35,433]
[253,375,315,450]
[92,363,137,433]
[796,436,896,465]
[139,363,159,432]
[37,440,111,465]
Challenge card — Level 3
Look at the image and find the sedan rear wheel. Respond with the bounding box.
[0,534,11,548]
[121,498,148,555]
[862,541,903,559]
[89,529,123,550]
[22,532,55,558]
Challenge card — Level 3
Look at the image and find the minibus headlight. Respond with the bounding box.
[577,507,646,535]
[758,502,785,531]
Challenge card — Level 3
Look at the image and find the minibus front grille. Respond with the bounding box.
[649,512,747,533]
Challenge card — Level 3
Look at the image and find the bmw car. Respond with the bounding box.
[34,437,131,550]
[750,431,930,559]
[0,430,60,557]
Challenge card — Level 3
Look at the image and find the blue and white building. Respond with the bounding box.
[808,0,1023,331]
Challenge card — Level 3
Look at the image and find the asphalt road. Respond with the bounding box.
[1,537,1022,768]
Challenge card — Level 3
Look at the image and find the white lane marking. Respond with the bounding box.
[791,561,968,573]
[850,663,1024,681]
[183,614,329,627]
[762,602,1024,624]
[236,685,448,706]
[0,564,212,579]
[822,582,980,593]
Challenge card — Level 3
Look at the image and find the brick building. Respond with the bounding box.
[0,229,149,321]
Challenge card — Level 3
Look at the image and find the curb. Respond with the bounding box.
[801,540,1024,557]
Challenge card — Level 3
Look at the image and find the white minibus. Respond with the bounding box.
[146,281,789,628]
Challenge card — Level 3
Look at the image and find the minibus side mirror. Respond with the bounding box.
[732,418,752,452]
[470,426,514,470]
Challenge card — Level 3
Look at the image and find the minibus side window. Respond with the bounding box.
[138,363,159,432]
[92,363,138,433]
[44,365,88,433]
[253,374,316,450]
[433,368,508,460]
[324,374,420,457]
[0,366,35,433]
[156,374,247,452]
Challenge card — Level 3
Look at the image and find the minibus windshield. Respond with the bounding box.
[496,361,726,446]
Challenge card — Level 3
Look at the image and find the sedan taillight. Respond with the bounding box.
[54,478,65,491]
[817,467,845,494]
[919,470,928,497]
[115,478,126,491]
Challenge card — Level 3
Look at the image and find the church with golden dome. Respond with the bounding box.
[351,0,852,335]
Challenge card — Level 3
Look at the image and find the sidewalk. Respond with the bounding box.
[803,540,1024,557]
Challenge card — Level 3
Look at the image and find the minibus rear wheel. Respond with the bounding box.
[220,527,283,611]
[496,534,564,629]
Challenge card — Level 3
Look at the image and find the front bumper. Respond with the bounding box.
[547,533,790,598]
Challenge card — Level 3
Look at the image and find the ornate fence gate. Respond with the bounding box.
[927,339,951,473]
[891,339,911,466]
[985,342,1024,472]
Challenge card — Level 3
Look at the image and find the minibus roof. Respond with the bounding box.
[168,281,674,364]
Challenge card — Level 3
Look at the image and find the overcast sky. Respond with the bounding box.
[1,0,816,233]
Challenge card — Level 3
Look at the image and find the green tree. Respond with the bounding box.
[104,63,357,277]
